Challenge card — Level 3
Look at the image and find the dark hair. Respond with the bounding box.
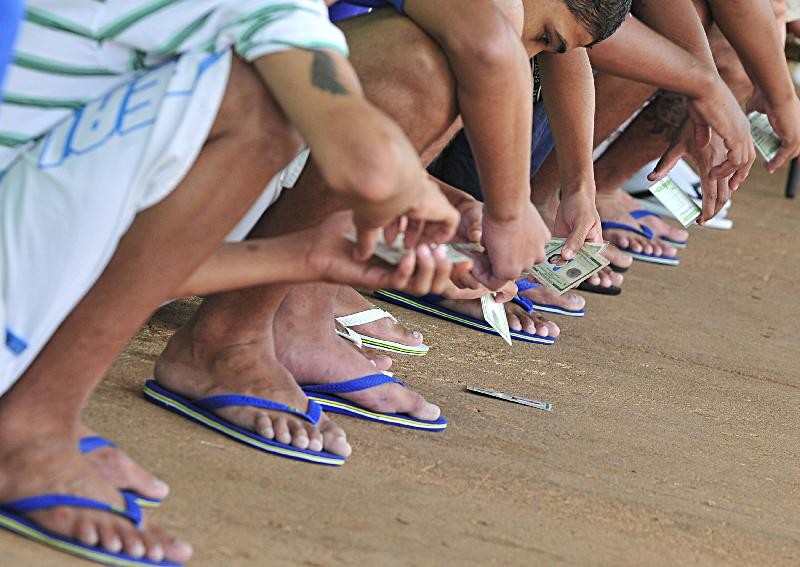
[563,0,632,46]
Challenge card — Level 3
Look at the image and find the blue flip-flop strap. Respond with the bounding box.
[512,295,534,312]
[79,436,116,454]
[303,374,404,395]
[193,394,322,426]
[629,209,661,221]
[601,220,654,240]
[515,278,540,292]
[3,492,142,527]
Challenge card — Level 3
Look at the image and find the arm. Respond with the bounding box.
[707,0,800,170]
[538,49,603,257]
[403,0,551,283]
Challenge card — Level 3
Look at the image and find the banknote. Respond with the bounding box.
[748,111,781,162]
[344,233,472,265]
[547,238,609,257]
[648,176,701,227]
[480,293,512,345]
[466,386,553,412]
[524,239,609,295]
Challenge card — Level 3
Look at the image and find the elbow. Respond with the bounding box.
[441,14,522,73]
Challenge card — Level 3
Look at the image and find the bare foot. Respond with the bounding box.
[519,285,586,313]
[438,298,560,338]
[78,424,169,504]
[597,190,679,258]
[617,189,689,244]
[582,266,624,289]
[154,326,351,457]
[335,286,425,348]
[275,298,441,422]
[0,438,191,563]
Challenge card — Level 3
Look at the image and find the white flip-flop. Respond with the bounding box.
[335,308,429,356]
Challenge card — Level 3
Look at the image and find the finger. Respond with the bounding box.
[383,216,406,246]
[389,250,416,290]
[648,144,685,181]
[700,174,718,223]
[354,227,379,261]
[694,122,711,149]
[715,176,730,219]
[430,246,453,294]
[562,223,591,261]
[408,244,435,295]
[404,219,425,248]
[767,144,796,173]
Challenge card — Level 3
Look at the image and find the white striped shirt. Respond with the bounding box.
[0,0,347,170]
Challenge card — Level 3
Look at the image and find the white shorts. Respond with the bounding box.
[0,49,237,396]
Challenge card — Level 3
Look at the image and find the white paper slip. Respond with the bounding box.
[748,111,781,162]
[524,240,609,296]
[480,293,512,345]
[648,177,701,227]
[466,386,553,412]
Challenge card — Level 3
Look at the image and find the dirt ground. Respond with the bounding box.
[3,164,799,566]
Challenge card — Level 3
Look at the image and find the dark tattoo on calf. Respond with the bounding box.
[642,90,689,140]
[311,50,348,95]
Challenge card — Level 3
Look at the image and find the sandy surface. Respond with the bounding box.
[3,165,799,566]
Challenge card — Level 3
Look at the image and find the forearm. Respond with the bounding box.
[589,16,717,99]
[404,0,532,221]
[707,0,796,107]
[632,0,715,66]
[175,236,313,297]
[539,50,595,195]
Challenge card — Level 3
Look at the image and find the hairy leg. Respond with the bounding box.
[0,56,300,562]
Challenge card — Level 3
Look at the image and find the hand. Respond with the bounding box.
[686,81,756,189]
[747,92,800,173]
[649,120,732,224]
[308,212,460,295]
[553,189,602,260]
[480,203,551,289]
[352,175,460,261]
[453,195,484,244]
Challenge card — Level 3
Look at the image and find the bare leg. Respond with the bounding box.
[0,57,300,562]
[156,10,459,448]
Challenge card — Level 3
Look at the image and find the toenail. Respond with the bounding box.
[174,540,194,556]
[411,331,421,339]
[129,540,146,558]
[153,479,170,493]
[107,536,123,553]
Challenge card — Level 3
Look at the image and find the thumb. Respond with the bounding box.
[561,223,590,260]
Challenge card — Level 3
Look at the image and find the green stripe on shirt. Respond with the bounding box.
[3,92,90,109]
[14,52,120,76]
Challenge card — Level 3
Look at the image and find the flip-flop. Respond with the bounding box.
[142,380,345,467]
[372,290,556,345]
[513,279,585,317]
[0,492,181,566]
[600,221,680,266]
[335,308,429,356]
[79,436,163,508]
[630,210,688,249]
[577,281,622,296]
[302,374,447,431]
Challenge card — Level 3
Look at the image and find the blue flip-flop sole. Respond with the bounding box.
[143,381,345,466]
[372,290,556,345]
[304,391,447,431]
[0,510,180,567]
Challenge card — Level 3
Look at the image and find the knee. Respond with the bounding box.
[213,56,303,166]
[344,14,458,147]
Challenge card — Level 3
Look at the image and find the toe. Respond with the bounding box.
[253,412,274,440]
[272,417,292,445]
[307,428,323,453]
[401,387,441,421]
[97,520,123,554]
[120,526,147,559]
[506,312,523,332]
[288,421,310,450]
[321,418,352,458]
[75,516,99,547]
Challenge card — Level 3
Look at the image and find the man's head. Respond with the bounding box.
[524,0,631,56]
